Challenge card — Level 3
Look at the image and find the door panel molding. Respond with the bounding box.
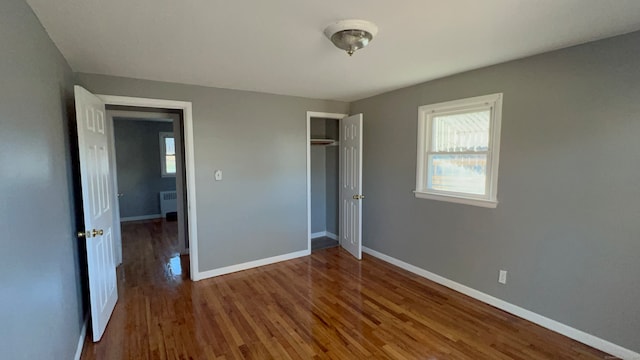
[74,85,118,341]
[339,114,363,259]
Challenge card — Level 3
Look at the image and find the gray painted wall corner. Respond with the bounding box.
[351,30,640,352]
[76,72,350,273]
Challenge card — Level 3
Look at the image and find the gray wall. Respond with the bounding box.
[351,31,640,352]
[113,119,176,218]
[0,0,84,359]
[77,73,349,272]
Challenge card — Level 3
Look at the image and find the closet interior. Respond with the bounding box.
[310,117,340,251]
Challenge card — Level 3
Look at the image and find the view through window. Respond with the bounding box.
[160,132,176,176]
[415,94,502,207]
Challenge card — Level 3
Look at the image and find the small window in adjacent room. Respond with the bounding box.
[415,93,503,208]
[160,132,176,177]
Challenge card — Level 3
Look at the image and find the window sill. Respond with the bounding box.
[413,191,497,208]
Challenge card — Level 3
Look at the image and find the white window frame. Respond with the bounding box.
[159,132,176,177]
[415,93,503,208]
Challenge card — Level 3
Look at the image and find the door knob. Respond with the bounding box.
[352,194,365,200]
[77,229,104,238]
[117,193,124,198]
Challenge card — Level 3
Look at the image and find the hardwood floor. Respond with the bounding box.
[81,220,611,359]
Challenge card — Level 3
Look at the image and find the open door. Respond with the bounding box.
[340,114,364,259]
[74,85,118,341]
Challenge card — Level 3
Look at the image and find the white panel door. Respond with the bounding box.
[340,114,363,259]
[74,85,118,342]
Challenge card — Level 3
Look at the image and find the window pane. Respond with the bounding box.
[165,155,176,174]
[165,137,175,156]
[428,154,487,195]
[431,110,490,152]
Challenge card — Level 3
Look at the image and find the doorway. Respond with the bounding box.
[106,108,187,267]
[310,117,340,251]
[98,94,200,280]
[74,88,200,342]
[306,111,364,259]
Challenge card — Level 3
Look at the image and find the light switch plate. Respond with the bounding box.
[214,170,223,181]
[498,270,507,284]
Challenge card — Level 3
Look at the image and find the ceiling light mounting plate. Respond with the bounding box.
[324,19,378,56]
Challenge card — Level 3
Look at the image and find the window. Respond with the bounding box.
[160,132,176,177]
[415,93,503,208]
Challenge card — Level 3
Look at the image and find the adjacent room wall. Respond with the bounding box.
[350,31,640,352]
[77,73,349,272]
[113,118,176,219]
[0,0,84,359]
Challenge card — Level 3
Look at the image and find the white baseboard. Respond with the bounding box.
[362,247,639,360]
[73,315,88,360]
[311,231,338,240]
[194,249,310,281]
[120,214,163,222]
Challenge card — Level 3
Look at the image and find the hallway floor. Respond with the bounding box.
[80,220,609,359]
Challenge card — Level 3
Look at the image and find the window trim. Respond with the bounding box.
[415,93,503,208]
[159,132,176,177]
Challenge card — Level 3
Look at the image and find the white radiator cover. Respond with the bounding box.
[159,191,177,217]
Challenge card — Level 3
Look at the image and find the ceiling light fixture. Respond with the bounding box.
[324,19,378,56]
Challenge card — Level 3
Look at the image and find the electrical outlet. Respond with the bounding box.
[498,270,508,284]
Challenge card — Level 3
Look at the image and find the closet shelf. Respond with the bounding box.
[310,138,339,146]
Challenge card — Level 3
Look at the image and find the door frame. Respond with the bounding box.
[306,111,348,253]
[98,94,200,281]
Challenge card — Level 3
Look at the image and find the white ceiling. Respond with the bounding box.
[27,0,640,102]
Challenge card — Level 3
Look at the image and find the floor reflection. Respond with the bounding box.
[81,221,609,360]
[116,218,188,290]
[166,255,182,277]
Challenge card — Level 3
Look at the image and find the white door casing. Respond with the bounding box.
[74,85,118,342]
[339,114,363,259]
[97,95,199,281]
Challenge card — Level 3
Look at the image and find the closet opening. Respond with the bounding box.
[310,117,341,251]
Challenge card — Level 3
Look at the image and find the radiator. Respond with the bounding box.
[160,191,177,217]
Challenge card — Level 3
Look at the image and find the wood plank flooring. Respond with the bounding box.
[81,220,611,359]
